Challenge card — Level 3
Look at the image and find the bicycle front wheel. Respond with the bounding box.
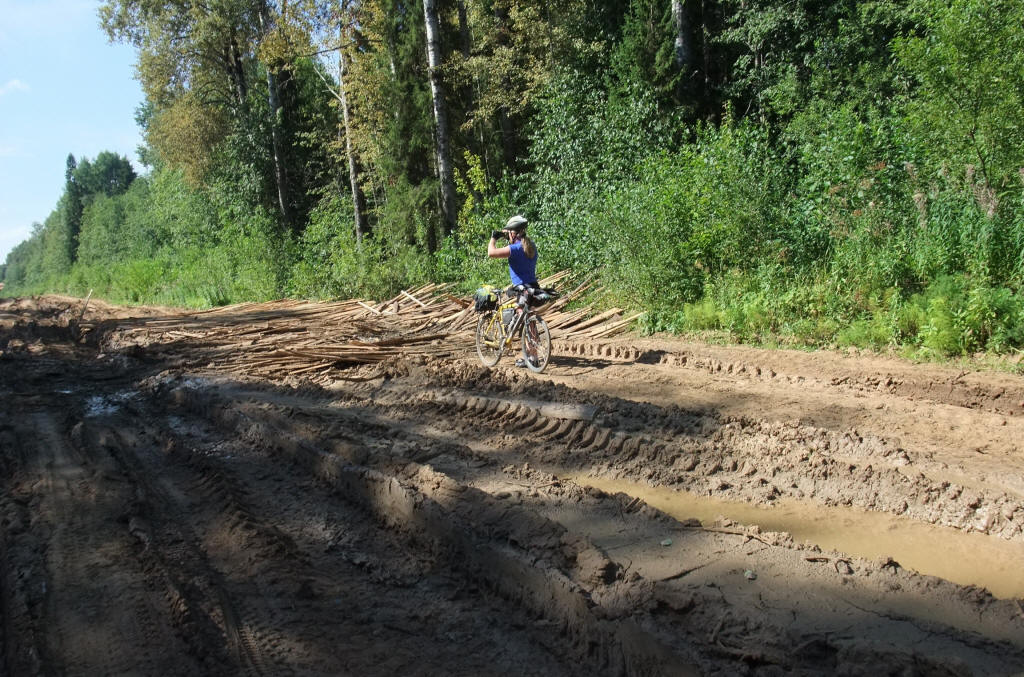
[475,311,504,367]
[520,314,551,373]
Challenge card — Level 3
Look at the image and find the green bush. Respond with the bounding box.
[289,193,432,302]
[588,119,788,312]
[522,70,681,273]
[435,154,523,291]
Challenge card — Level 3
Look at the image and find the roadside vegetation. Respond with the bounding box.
[3,0,1023,357]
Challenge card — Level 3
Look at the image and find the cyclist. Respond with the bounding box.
[488,215,540,367]
[488,215,537,287]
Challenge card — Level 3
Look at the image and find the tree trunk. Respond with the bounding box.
[672,0,695,104]
[339,26,369,244]
[64,154,82,264]
[498,107,516,169]
[229,37,248,108]
[259,1,291,228]
[423,0,457,238]
[457,0,471,59]
[266,68,291,227]
[492,5,518,169]
[701,0,717,119]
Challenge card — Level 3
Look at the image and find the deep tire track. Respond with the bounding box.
[98,390,596,676]
[5,296,1024,676]
[245,374,1024,542]
[1,410,202,676]
[151,374,1024,675]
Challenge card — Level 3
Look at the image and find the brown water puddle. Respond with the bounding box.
[568,474,1024,599]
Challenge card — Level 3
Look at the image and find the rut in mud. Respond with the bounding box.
[2,295,1024,676]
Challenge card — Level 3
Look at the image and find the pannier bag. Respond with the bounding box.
[528,287,559,307]
[473,285,499,312]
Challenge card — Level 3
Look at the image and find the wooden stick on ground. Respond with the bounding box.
[401,289,428,308]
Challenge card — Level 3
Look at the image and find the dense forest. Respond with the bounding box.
[3,0,1023,355]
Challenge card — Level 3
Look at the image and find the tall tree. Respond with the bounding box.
[897,0,1024,191]
[63,154,83,263]
[257,0,293,227]
[346,0,437,247]
[423,0,457,238]
[294,0,372,242]
[102,0,300,227]
[339,30,371,243]
[448,0,601,180]
[611,0,679,102]
[74,151,137,198]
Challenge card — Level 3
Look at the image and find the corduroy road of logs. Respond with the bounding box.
[80,271,642,380]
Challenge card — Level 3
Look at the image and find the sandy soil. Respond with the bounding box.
[2,295,1023,676]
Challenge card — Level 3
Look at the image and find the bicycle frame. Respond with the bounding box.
[484,298,527,348]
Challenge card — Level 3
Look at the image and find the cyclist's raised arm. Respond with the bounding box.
[488,230,511,259]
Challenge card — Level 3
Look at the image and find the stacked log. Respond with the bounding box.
[79,271,641,378]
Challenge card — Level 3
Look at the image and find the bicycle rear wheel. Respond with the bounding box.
[520,314,551,373]
[475,311,504,366]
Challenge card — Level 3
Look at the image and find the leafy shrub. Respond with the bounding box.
[435,155,521,291]
[522,70,681,272]
[289,193,431,301]
[595,119,788,312]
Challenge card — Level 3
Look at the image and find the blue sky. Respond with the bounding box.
[0,0,143,262]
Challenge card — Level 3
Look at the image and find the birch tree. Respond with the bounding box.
[338,20,370,242]
[423,0,457,236]
[257,0,292,227]
[671,0,698,103]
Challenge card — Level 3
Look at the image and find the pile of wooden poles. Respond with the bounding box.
[83,271,642,379]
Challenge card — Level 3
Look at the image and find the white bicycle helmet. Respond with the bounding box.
[505,215,528,233]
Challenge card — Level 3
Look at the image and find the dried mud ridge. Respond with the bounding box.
[3,296,1024,676]
[556,340,1024,419]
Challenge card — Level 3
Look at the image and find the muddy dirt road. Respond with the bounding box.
[2,295,1024,676]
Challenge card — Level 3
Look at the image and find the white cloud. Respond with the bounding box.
[0,79,29,97]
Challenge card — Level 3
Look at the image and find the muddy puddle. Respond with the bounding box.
[84,390,139,417]
[568,474,1024,599]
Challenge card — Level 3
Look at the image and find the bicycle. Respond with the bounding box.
[474,286,554,373]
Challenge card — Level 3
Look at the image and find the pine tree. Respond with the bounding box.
[63,154,83,264]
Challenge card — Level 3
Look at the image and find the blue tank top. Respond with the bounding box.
[508,242,538,286]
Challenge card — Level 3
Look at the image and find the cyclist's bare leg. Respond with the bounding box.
[525,319,539,363]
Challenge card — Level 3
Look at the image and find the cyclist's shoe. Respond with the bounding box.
[515,356,538,369]
[514,358,527,368]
